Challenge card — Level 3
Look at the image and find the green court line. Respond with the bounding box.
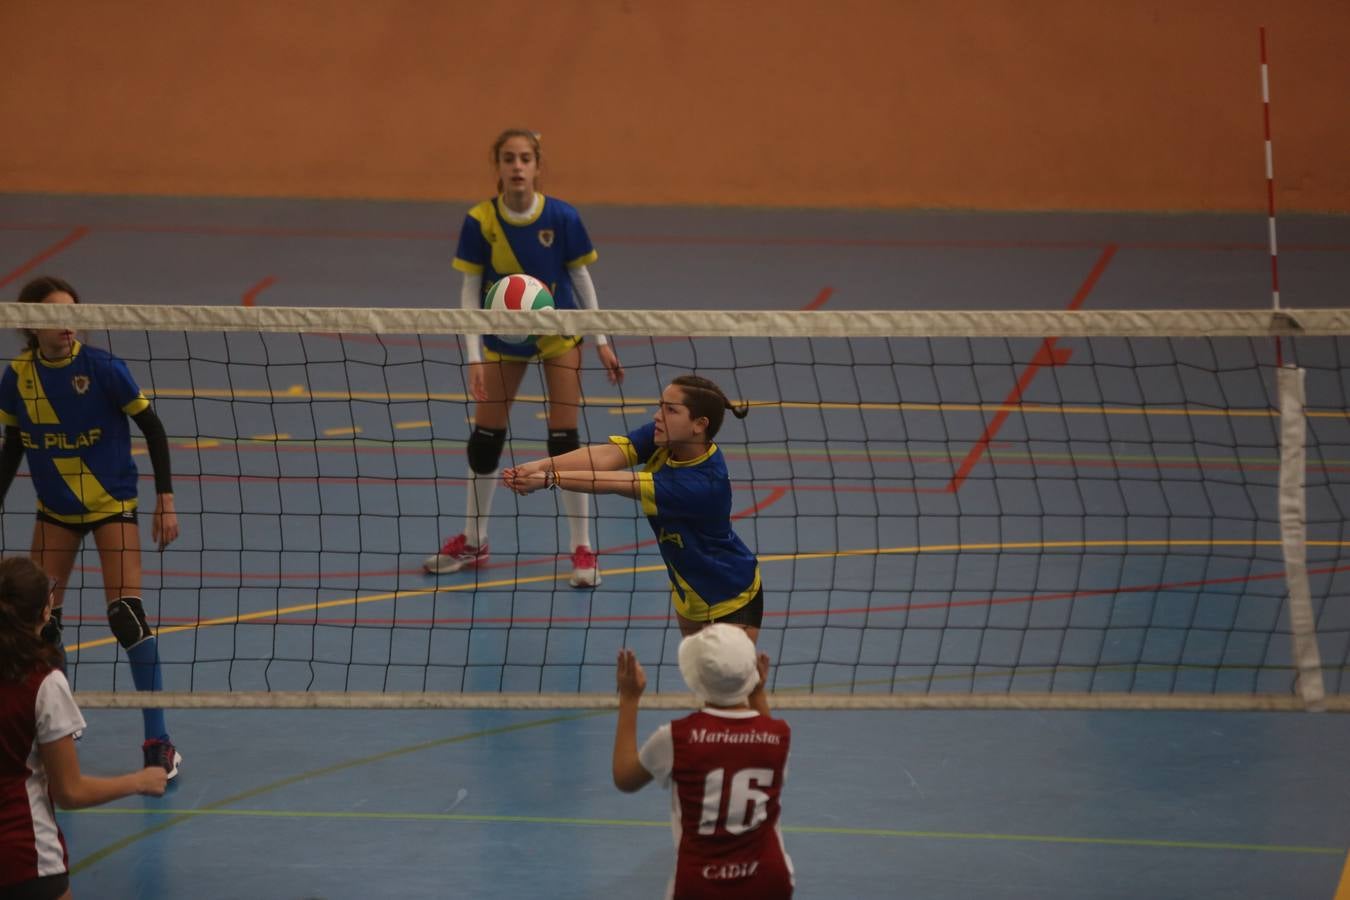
[67,709,608,875]
[67,806,1344,857]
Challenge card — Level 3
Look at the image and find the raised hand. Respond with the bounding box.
[616,648,647,701]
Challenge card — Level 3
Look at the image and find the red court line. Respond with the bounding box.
[803,287,833,310]
[0,227,89,289]
[242,276,277,307]
[945,244,1118,493]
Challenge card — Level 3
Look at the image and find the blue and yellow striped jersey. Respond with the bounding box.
[610,422,761,622]
[452,194,597,355]
[0,343,149,522]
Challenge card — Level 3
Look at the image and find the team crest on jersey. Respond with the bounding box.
[537,229,555,248]
[71,374,91,395]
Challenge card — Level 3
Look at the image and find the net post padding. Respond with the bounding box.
[1277,365,1328,710]
[73,691,1350,712]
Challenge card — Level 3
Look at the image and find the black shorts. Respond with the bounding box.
[711,587,764,629]
[36,508,137,538]
[0,873,69,900]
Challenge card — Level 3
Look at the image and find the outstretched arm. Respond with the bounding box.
[506,468,641,498]
[516,442,629,475]
[502,442,633,495]
[612,649,654,792]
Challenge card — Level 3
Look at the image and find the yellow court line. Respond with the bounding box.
[394,420,432,430]
[67,567,633,654]
[251,433,290,441]
[66,537,1350,656]
[138,387,1348,420]
[321,426,363,437]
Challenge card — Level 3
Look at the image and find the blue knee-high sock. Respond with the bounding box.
[126,637,168,741]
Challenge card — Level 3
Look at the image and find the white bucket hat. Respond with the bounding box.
[677,624,759,707]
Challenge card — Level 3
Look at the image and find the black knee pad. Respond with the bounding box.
[108,596,153,650]
[547,428,580,458]
[466,426,507,475]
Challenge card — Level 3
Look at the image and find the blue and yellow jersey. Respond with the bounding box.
[610,422,761,622]
[453,194,597,355]
[0,343,148,522]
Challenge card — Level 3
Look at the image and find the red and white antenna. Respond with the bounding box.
[1259,27,1281,313]
[1259,26,1287,369]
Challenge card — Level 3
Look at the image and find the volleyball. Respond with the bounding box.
[484,273,555,346]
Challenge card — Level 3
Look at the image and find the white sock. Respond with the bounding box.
[562,489,591,553]
[463,470,498,547]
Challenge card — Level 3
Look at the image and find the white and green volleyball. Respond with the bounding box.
[484,274,555,345]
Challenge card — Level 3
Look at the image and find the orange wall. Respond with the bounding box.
[1,1,1347,211]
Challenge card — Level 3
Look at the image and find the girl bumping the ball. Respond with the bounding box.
[424,128,625,588]
[503,375,763,641]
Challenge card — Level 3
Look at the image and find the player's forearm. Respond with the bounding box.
[131,408,173,494]
[543,443,627,473]
[612,699,644,791]
[52,770,149,809]
[461,272,483,364]
[555,469,639,498]
[568,264,609,347]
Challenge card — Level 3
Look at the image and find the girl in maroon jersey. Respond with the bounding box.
[0,556,165,900]
[612,624,794,899]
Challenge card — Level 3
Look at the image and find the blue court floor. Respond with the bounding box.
[61,706,1350,900]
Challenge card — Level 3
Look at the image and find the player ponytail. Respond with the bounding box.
[0,556,59,683]
[671,375,749,441]
[16,275,80,352]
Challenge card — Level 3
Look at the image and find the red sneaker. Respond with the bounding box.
[423,534,489,574]
[569,546,601,588]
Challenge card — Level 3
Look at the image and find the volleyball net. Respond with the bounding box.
[5,303,1347,711]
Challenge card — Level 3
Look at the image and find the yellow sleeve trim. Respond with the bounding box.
[566,249,599,269]
[122,395,150,416]
[0,410,17,427]
[608,435,639,467]
[636,472,656,516]
[452,258,485,275]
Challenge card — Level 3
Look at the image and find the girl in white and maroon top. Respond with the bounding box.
[0,556,165,900]
[613,624,794,899]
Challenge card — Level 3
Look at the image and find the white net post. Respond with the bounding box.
[1276,364,1326,709]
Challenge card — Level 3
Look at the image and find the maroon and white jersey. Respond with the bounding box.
[1,666,85,887]
[639,708,793,899]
